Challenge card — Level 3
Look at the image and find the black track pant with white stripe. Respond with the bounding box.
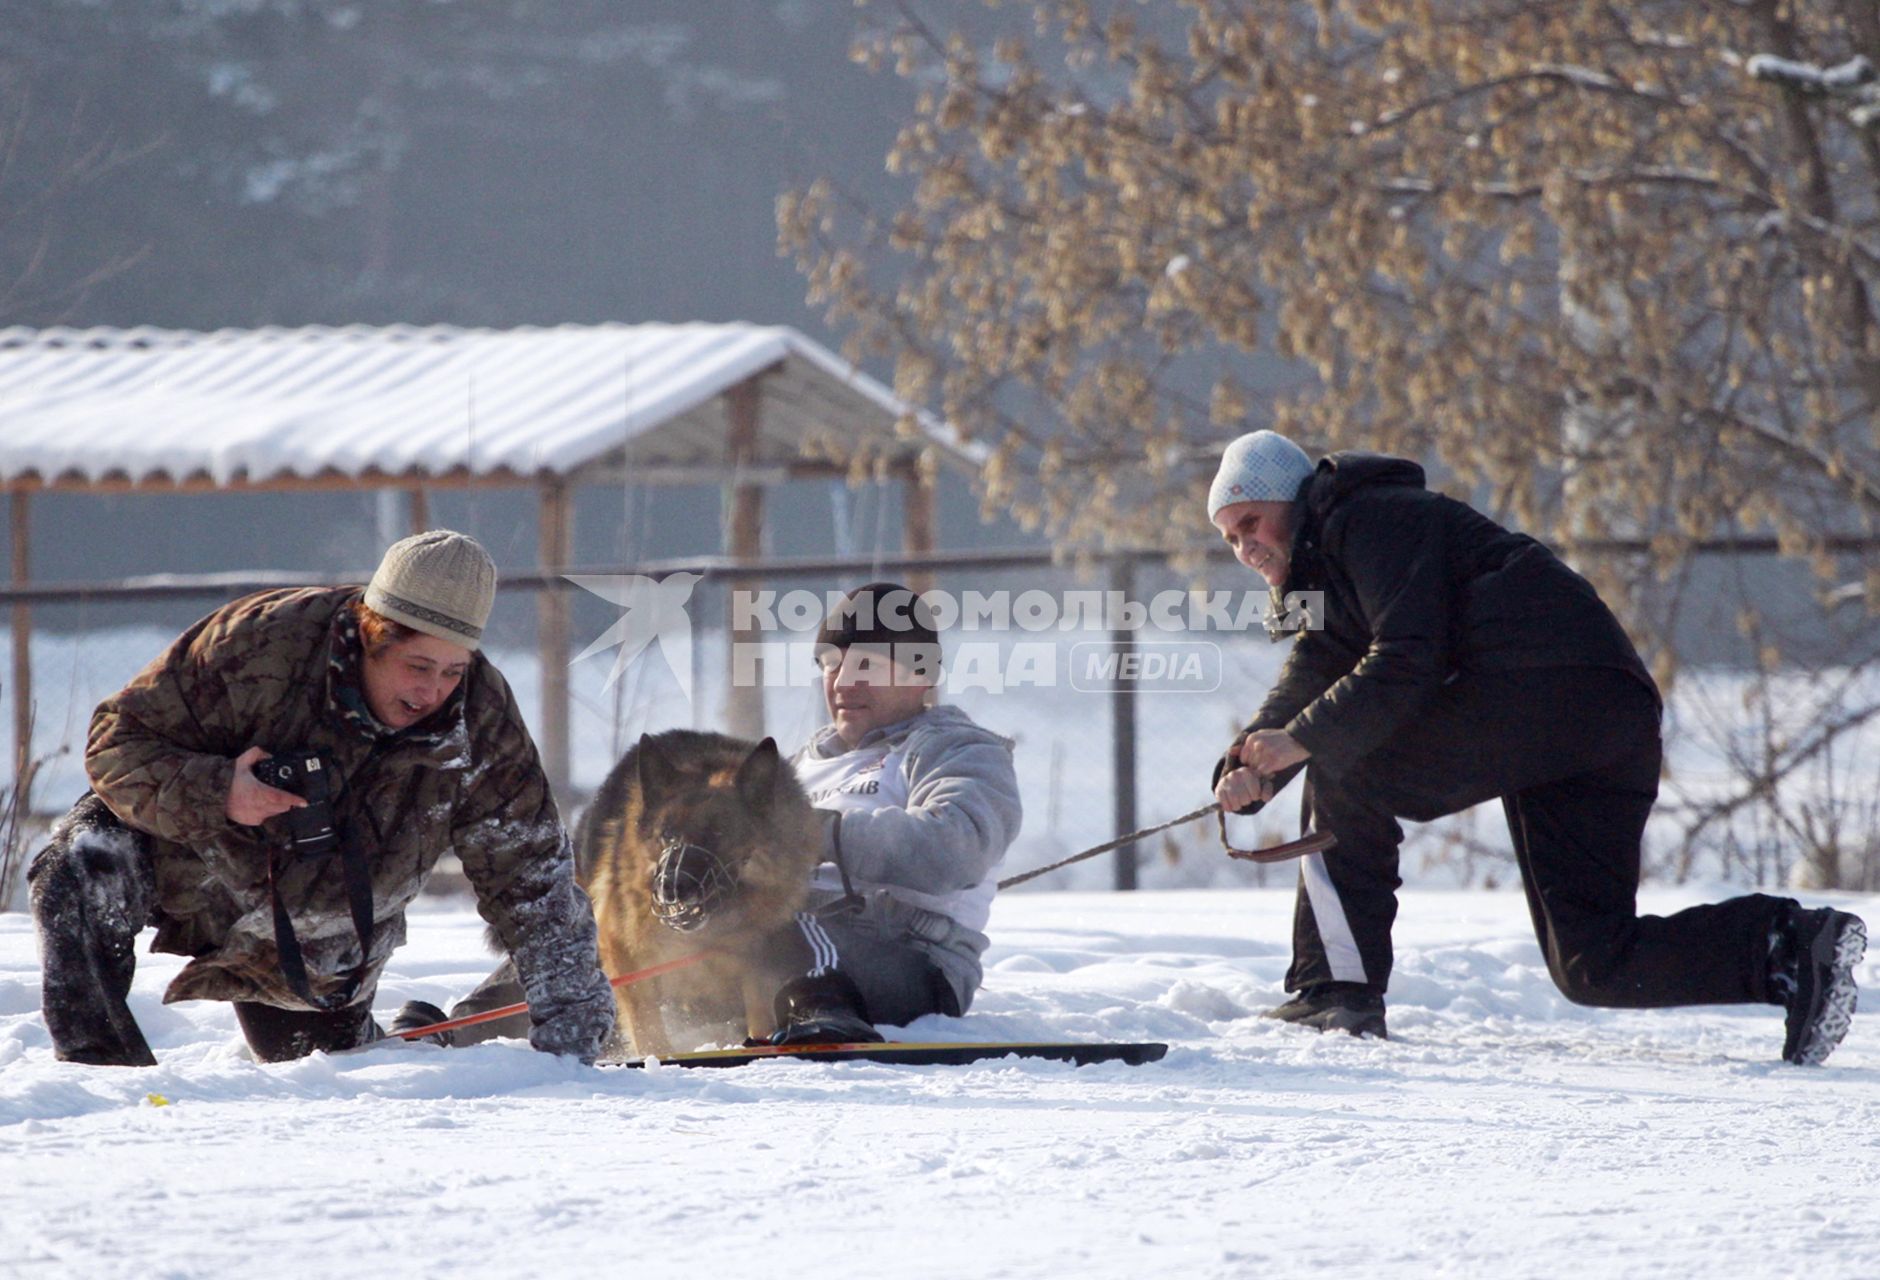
[1288,666,1791,1008]
[776,908,961,1026]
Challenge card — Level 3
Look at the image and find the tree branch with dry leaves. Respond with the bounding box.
[783,0,1880,882]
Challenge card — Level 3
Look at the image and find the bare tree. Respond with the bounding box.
[783,0,1880,885]
[0,84,153,324]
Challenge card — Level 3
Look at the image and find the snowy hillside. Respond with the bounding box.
[5,885,1878,1279]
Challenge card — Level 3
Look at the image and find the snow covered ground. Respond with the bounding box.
[4,884,1878,1279]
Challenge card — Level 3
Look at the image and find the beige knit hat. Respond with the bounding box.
[363,530,498,649]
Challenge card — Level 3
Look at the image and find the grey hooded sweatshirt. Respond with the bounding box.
[791,703,1023,1009]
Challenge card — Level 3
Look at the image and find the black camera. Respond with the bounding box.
[252,749,340,858]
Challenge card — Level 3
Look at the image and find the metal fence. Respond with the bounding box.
[6,544,1878,906]
[1,548,1320,900]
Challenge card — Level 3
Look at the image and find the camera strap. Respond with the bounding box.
[269,844,373,1011]
[268,768,421,1012]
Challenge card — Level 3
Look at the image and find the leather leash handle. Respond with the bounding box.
[1216,809,1337,863]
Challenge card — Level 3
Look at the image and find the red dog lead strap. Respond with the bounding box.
[385,953,710,1042]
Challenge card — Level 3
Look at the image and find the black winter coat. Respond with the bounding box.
[1219,452,1656,803]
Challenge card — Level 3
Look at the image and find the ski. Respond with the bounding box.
[608,1040,1169,1069]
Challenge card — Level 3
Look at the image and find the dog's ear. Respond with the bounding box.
[734,737,785,813]
[636,734,683,812]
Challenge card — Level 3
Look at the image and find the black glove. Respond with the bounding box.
[389,1000,457,1048]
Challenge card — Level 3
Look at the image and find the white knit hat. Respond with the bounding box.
[363,530,498,649]
[1206,431,1315,519]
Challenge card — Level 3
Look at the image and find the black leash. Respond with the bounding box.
[811,813,867,919]
[996,803,1336,890]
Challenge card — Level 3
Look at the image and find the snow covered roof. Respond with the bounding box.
[0,323,977,491]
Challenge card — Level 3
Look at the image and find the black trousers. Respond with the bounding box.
[1289,666,1790,1008]
[233,1001,380,1063]
[30,792,381,1065]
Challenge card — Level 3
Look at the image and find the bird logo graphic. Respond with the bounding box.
[566,572,702,705]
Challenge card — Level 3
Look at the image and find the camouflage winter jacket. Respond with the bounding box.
[86,586,605,1013]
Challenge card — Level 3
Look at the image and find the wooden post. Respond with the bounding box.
[408,486,430,536]
[537,478,573,800]
[1109,554,1138,891]
[724,377,766,740]
[9,491,28,786]
[901,457,936,595]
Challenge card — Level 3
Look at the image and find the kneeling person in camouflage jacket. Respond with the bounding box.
[29,530,614,1066]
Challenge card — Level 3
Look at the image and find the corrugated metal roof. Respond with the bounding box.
[0,322,977,489]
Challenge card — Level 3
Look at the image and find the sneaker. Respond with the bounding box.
[770,972,884,1046]
[1774,908,1866,1066]
[1262,984,1388,1039]
[389,1000,457,1048]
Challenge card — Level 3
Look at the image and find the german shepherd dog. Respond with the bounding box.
[576,729,823,1057]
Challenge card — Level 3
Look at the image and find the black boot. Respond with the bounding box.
[1769,905,1867,1066]
[1261,982,1388,1039]
[770,971,884,1046]
[389,1000,457,1048]
[28,797,159,1067]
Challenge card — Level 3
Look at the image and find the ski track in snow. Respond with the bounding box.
[4,887,1878,1280]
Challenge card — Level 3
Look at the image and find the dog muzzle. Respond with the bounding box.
[650,838,739,934]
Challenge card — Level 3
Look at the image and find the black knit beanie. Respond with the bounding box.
[816,581,942,672]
